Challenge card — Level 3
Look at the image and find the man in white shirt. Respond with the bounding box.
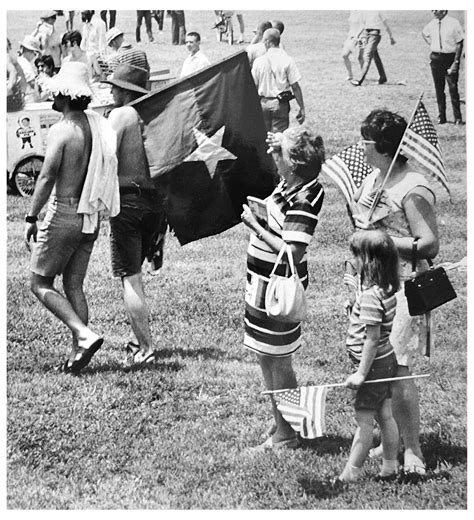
[246,20,272,68]
[80,10,106,59]
[251,28,305,133]
[180,32,210,78]
[422,10,464,125]
[32,11,62,70]
[351,11,396,86]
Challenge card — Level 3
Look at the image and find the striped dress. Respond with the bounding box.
[244,178,324,357]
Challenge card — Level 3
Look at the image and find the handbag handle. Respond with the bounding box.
[270,244,296,277]
[411,238,434,274]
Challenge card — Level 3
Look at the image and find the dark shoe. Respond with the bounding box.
[351,79,361,87]
[54,359,74,374]
[454,119,465,125]
[70,336,103,374]
[378,78,387,84]
[374,471,399,482]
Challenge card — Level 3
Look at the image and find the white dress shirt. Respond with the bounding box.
[180,50,210,77]
[422,15,464,53]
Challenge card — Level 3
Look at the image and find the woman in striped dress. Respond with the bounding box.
[241,126,325,451]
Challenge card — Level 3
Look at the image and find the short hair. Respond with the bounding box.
[62,30,82,46]
[271,20,285,35]
[283,126,325,180]
[257,21,272,36]
[186,31,201,42]
[262,28,280,46]
[349,229,400,293]
[40,54,55,70]
[361,109,408,163]
[54,93,91,111]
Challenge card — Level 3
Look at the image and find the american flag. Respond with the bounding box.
[400,101,450,195]
[274,386,329,439]
[321,144,374,205]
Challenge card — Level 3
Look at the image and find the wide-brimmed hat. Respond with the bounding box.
[40,11,57,20]
[101,63,149,94]
[105,27,124,46]
[48,61,93,99]
[20,35,41,53]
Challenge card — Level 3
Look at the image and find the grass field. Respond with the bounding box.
[6,10,467,510]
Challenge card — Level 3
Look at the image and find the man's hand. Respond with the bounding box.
[266,132,283,154]
[345,372,365,389]
[25,223,38,251]
[296,108,305,124]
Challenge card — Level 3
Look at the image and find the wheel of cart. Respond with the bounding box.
[11,155,44,197]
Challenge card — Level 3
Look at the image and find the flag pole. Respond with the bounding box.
[262,373,430,395]
[366,92,424,222]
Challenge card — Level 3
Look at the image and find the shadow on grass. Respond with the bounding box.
[297,475,347,499]
[39,360,184,375]
[421,432,467,469]
[301,434,352,455]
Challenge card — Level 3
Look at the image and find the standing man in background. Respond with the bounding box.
[422,10,464,125]
[252,28,305,132]
[136,10,154,44]
[351,11,395,86]
[180,32,210,77]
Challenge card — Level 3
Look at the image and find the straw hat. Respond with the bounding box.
[48,62,93,99]
[105,27,124,46]
[20,35,41,53]
[101,63,149,94]
[40,11,57,20]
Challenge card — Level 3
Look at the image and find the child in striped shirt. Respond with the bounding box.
[339,229,400,482]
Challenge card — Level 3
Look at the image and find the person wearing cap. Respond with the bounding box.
[32,11,62,70]
[24,61,119,375]
[252,28,305,132]
[246,20,272,68]
[180,32,210,78]
[80,10,107,66]
[17,36,41,103]
[106,26,150,74]
[103,64,166,369]
[422,10,465,125]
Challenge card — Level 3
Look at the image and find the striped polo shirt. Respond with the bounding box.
[346,284,396,361]
[108,43,150,73]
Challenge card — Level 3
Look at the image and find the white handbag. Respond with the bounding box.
[265,244,307,322]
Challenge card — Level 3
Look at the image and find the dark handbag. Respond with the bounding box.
[276,90,295,103]
[404,238,457,316]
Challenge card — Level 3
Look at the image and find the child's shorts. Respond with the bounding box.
[353,351,398,411]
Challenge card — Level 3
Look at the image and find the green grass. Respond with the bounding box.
[6,10,467,509]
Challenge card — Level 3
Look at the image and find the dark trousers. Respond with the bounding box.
[152,10,164,30]
[100,10,116,30]
[430,52,462,122]
[136,10,153,43]
[358,30,387,84]
[170,10,186,45]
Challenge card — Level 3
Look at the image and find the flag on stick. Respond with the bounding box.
[399,100,450,196]
[321,144,373,205]
[273,386,329,439]
[132,51,276,245]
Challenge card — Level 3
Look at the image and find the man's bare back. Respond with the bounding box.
[45,112,93,198]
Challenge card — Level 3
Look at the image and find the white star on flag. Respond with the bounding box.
[183,126,237,178]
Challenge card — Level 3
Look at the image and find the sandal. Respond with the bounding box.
[69,336,103,374]
[54,359,74,374]
[122,349,157,370]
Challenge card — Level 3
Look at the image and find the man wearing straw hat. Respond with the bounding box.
[102,64,166,369]
[17,35,41,103]
[24,62,119,374]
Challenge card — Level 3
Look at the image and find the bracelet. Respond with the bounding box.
[25,215,38,223]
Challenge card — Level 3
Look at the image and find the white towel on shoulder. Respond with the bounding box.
[78,109,120,233]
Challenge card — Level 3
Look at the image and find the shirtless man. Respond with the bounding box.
[103,63,166,368]
[24,62,117,374]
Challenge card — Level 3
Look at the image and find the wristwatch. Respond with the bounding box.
[25,215,38,223]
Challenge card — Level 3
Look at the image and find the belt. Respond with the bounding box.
[120,186,158,198]
[260,96,277,100]
[431,51,455,56]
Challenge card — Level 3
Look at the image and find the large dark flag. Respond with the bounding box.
[132,51,276,245]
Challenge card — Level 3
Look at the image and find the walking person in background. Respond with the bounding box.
[169,10,186,45]
[151,10,165,39]
[103,64,167,369]
[342,11,365,82]
[7,37,26,112]
[24,62,119,374]
[422,10,464,125]
[351,11,395,86]
[235,12,245,43]
[351,109,440,476]
[241,127,325,451]
[17,36,41,103]
[246,20,272,68]
[100,10,117,31]
[136,10,154,44]
[338,230,400,482]
[252,28,305,132]
[32,11,62,71]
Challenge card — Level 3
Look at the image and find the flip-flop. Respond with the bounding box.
[122,350,157,371]
[70,337,104,374]
[54,359,74,374]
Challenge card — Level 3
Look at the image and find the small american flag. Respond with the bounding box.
[400,101,450,195]
[321,144,373,205]
[274,386,329,439]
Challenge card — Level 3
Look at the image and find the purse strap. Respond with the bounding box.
[411,238,434,274]
[270,244,296,277]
